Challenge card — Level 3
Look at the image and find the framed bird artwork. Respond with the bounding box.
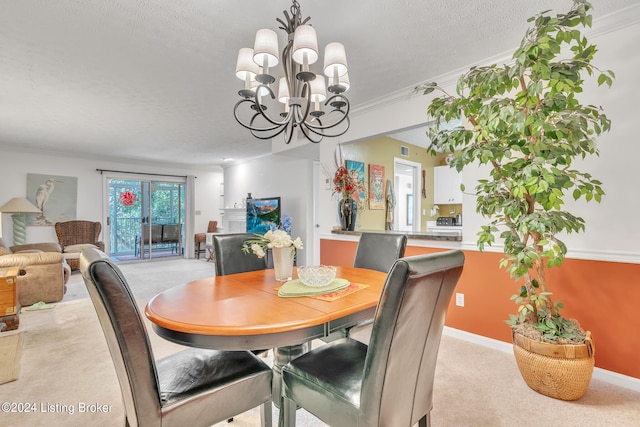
[26,173,78,226]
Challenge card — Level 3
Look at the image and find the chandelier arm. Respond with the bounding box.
[303,114,348,133]
[291,82,313,126]
[249,113,291,140]
[283,121,297,144]
[306,116,351,138]
[250,126,289,140]
[234,99,283,132]
[304,97,350,131]
[249,111,283,133]
[298,123,324,143]
[254,85,293,128]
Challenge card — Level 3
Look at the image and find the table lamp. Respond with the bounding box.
[0,197,41,246]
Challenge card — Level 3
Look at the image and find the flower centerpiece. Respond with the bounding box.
[333,165,365,231]
[242,215,303,281]
[332,166,365,201]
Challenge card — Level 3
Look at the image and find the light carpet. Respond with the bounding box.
[1,258,639,427]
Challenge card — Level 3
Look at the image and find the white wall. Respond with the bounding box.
[0,148,223,254]
[223,152,315,265]
[313,11,640,263]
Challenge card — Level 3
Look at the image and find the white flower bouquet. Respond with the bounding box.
[242,229,303,259]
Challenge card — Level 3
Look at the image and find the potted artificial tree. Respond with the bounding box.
[415,0,613,400]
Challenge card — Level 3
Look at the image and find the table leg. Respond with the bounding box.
[273,342,310,427]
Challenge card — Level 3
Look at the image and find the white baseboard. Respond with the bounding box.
[443,327,640,393]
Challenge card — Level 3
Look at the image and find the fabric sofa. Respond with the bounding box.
[0,238,71,306]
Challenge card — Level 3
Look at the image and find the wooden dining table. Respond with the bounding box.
[145,266,387,425]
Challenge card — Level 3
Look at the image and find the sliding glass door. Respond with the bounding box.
[107,178,184,262]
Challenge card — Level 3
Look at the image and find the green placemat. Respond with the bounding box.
[278,278,350,297]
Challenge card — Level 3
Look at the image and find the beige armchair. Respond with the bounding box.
[0,238,71,306]
[54,220,105,270]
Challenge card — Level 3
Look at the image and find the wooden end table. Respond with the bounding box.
[0,267,20,331]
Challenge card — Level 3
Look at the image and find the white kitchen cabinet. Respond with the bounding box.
[433,165,463,204]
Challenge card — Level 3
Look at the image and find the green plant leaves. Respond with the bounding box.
[417,0,611,342]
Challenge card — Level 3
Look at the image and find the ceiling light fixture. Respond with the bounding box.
[233,0,350,144]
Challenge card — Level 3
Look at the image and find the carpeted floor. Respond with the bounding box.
[1,258,639,426]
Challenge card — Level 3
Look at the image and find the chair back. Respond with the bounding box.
[207,221,218,233]
[213,233,266,276]
[161,224,181,243]
[55,220,102,247]
[353,232,407,273]
[80,248,162,426]
[360,250,464,426]
[141,224,163,245]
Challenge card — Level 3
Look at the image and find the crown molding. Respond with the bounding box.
[351,3,640,118]
[589,2,640,38]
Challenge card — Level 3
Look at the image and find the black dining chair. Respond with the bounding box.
[79,247,273,427]
[281,250,465,427]
[212,233,271,357]
[213,233,267,276]
[353,232,408,273]
[346,232,408,342]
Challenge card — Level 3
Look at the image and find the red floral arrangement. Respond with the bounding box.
[333,166,365,201]
[119,191,136,206]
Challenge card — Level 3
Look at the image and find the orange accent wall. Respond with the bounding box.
[321,239,640,379]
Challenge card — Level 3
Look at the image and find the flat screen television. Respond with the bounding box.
[246,197,281,234]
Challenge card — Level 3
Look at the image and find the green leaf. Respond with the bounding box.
[418,0,612,335]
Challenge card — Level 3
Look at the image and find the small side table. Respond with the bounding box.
[0,267,20,331]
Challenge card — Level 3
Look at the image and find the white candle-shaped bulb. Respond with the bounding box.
[292,25,318,66]
[339,72,351,92]
[235,48,259,82]
[278,77,290,104]
[323,42,348,78]
[310,75,326,111]
[253,29,279,75]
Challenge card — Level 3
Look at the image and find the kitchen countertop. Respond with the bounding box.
[331,228,462,242]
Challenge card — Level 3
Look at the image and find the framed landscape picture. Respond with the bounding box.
[369,164,385,209]
[246,197,281,234]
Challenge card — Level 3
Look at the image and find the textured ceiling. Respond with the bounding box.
[0,0,636,168]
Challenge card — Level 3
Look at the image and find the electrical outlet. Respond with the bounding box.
[455,293,464,307]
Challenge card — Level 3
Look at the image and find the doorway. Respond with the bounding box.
[107,178,185,262]
[393,158,421,232]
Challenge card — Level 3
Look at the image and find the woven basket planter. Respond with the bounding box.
[512,331,595,401]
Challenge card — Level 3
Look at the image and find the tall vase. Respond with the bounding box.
[338,198,358,231]
[272,246,294,281]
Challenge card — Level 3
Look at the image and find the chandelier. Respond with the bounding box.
[233,0,350,144]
